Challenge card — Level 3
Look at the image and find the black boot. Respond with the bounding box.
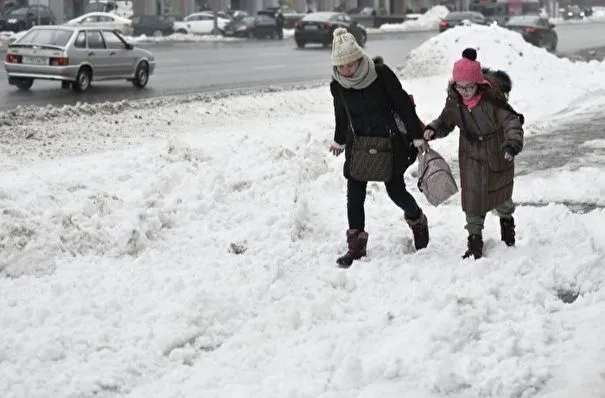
[462,234,483,259]
[336,229,368,268]
[500,217,516,247]
[406,211,429,250]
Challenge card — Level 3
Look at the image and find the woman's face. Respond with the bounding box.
[337,59,361,78]
[455,81,478,100]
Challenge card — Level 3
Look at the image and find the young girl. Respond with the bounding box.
[423,48,524,259]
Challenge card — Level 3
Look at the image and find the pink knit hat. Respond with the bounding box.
[452,48,490,85]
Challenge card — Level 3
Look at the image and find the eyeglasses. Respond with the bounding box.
[455,84,477,92]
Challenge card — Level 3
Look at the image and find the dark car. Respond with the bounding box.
[223,15,278,38]
[130,14,175,37]
[223,15,277,39]
[0,5,56,32]
[439,11,486,32]
[504,15,557,51]
[562,5,584,20]
[294,11,367,49]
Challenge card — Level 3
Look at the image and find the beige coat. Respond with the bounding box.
[427,81,524,215]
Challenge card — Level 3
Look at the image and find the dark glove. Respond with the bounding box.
[502,145,517,161]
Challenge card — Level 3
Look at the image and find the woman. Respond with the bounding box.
[329,27,430,268]
[423,48,524,259]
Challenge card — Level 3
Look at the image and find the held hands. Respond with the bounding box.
[423,128,435,141]
[413,139,430,153]
[330,141,345,157]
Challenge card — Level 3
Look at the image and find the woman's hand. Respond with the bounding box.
[330,141,345,156]
[413,139,429,153]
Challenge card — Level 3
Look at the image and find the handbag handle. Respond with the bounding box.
[337,85,357,137]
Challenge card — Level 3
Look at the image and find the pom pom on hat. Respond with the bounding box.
[333,27,348,38]
[331,27,364,66]
[462,48,477,61]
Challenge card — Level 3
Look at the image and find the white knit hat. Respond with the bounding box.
[331,27,364,66]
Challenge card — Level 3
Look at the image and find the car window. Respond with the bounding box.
[83,16,98,23]
[98,15,115,22]
[17,28,74,46]
[8,7,29,16]
[74,31,86,48]
[101,30,126,49]
[342,14,351,22]
[86,30,106,49]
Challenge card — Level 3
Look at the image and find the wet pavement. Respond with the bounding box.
[515,114,605,213]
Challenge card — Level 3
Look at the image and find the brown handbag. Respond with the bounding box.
[339,87,394,182]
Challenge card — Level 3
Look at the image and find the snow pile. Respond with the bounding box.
[0,30,14,48]
[128,32,245,43]
[398,23,605,124]
[1,24,605,398]
[378,5,449,32]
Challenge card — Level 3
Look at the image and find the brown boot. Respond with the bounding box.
[406,211,429,250]
[462,234,483,259]
[500,217,516,247]
[336,229,368,268]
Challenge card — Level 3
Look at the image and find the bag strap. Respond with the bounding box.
[457,103,475,141]
[337,85,356,137]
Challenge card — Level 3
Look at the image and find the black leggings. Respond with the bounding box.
[347,175,421,231]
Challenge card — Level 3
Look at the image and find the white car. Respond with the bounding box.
[65,12,133,36]
[173,12,231,35]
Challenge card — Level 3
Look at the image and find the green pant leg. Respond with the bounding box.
[465,213,486,236]
[495,199,516,219]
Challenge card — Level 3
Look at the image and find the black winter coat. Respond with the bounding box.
[330,60,423,180]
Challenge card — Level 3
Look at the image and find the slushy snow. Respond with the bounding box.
[1,24,605,398]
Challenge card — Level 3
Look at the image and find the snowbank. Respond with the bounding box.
[1,23,605,398]
[398,23,605,124]
[127,32,245,43]
[374,5,450,32]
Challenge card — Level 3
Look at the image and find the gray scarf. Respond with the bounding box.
[332,54,377,90]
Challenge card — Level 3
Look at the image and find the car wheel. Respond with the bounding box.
[550,36,558,52]
[295,39,305,48]
[132,62,149,89]
[211,27,221,35]
[72,66,91,93]
[176,29,187,34]
[16,78,33,90]
[153,30,163,37]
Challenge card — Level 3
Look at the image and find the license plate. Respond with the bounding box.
[21,56,48,65]
[305,25,318,30]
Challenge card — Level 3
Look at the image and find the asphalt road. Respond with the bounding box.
[0,22,604,111]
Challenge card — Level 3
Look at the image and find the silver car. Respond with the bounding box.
[4,25,155,92]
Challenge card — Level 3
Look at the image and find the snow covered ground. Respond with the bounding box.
[1,24,605,398]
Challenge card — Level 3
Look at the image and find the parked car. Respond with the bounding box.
[223,15,279,38]
[65,12,133,37]
[173,12,231,35]
[294,11,367,49]
[258,6,305,29]
[4,25,155,92]
[0,5,56,33]
[439,11,486,32]
[130,14,175,37]
[504,15,557,51]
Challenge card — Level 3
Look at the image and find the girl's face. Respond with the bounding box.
[337,59,361,78]
[455,81,478,100]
